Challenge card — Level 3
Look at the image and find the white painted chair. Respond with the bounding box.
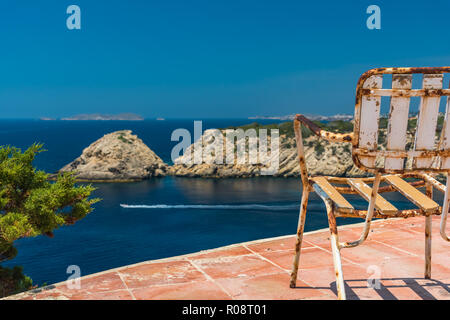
[289,67,450,300]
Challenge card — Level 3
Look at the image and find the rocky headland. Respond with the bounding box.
[168,130,367,178]
[60,130,168,181]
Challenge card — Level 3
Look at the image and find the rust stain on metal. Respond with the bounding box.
[295,114,353,143]
[425,184,433,279]
[289,188,310,288]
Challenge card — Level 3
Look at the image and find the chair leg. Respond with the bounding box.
[290,189,309,288]
[425,184,432,279]
[425,215,432,279]
[326,202,346,300]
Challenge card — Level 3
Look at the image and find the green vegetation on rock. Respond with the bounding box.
[224,119,354,139]
[118,134,132,144]
[227,113,446,142]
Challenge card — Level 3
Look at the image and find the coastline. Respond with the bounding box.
[57,126,369,181]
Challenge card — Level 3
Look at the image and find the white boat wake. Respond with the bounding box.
[120,203,300,210]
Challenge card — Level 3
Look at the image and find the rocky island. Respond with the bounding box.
[60,130,168,181]
[61,113,144,121]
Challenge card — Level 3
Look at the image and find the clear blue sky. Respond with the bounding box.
[1,0,449,118]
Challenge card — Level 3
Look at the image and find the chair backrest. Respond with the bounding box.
[352,67,450,174]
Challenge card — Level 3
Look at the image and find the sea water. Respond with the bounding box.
[0,119,418,285]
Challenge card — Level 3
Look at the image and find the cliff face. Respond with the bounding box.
[169,130,368,178]
[288,136,368,177]
[60,130,168,181]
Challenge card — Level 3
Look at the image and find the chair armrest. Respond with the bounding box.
[295,114,353,143]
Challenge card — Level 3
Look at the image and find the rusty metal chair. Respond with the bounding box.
[289,67,450,300]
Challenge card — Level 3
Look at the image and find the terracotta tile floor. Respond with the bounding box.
[5,216,449,300]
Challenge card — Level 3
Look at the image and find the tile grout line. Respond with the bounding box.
[371,239,419,257]
[185,257,234,300]
[242,244,289,274]
[242,244,332,296]
[116,271,137,300]
[398,226,423,235]
[303,239,361,266]
[192,246,316,262]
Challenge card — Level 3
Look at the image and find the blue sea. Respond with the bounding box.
[0,119,417,286]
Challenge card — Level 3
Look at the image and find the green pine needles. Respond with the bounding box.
[0,143,100,297]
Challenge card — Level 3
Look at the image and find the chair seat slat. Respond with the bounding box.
[384,175,439,212]
[347,178,398,215]
[312,177,353,210]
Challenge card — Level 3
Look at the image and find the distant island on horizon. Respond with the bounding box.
[248,114,353,121]
[36,113,356,121]
[40,113,144,121]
